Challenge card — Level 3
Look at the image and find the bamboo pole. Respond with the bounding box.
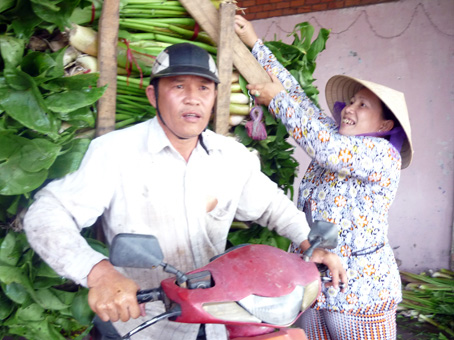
[214,2,236,135]
[95,0,120,138]
[94,0,120,242]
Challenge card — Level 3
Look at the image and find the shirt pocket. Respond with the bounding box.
[206,198,232,220]
[204,199,234,251]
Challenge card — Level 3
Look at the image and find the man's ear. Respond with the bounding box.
[146,85,157,108]
[381,120,395,132]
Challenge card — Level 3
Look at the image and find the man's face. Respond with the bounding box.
[146,75,217,142]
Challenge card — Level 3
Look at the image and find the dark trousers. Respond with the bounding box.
[92,316,122,340]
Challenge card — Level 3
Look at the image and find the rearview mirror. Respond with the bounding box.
[308,220,338,250]
[303,220,338,261]
[110,233,164,268]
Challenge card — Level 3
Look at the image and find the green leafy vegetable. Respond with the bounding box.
[264,22,330,107]
[0,230,102,339]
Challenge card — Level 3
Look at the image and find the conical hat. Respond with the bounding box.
[325,75,413,169]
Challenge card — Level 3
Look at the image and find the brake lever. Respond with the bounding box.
[320,276,346,289]
[122,305,182,339]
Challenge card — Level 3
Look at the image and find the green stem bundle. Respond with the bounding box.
[399,270,454,337]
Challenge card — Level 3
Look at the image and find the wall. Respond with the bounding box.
[248,0,454,272]
[236,0,396,20]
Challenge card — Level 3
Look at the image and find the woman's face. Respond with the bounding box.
[339,88,392,136]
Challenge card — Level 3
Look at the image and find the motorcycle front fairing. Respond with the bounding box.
[160,244,321,329]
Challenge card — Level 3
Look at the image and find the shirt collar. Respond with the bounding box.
[147,117,172,154]
[146,117,220,155]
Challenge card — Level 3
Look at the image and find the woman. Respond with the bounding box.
[234,16,413,340]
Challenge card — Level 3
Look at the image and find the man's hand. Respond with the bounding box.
[87,260,144,322]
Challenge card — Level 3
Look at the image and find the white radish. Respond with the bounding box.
[229,115,245,126]
[69,24,98,56]
[76,55,98,73]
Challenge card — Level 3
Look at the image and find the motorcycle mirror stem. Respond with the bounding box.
[302,236,322,262]
[302,220,339,262]
[162,263,188,285]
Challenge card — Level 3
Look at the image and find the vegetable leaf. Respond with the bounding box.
[30,0,80,31]
[45,85,106,114]
[0,134,61,195]
[0,0,15,13]
[7,0,43,40]
[48,138,90,179]
[0,71,59,138]
[0,36,25,70]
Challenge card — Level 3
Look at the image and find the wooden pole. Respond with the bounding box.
[214,2,236,135]
[93,0,120,243]
[179,0,271,85]
[95,0,120,138]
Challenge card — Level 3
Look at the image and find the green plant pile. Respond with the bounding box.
[0,230,109,339]
[0,0,106,223]
[398,269,454,339]
[0,0,106,338]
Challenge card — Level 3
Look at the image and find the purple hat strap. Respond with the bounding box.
[332,101,406,152]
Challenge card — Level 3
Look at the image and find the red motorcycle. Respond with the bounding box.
[109,221,339,340]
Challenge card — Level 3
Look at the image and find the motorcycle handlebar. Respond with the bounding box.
[137,288,163,304]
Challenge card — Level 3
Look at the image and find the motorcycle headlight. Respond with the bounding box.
[202,280,320,326]
[301,279,320,311]
[237,285,304,326]
[202,301,262,323]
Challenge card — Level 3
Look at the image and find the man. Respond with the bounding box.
[23,43,346,340]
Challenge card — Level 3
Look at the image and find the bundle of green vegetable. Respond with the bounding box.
[0,1,107,338]
[399,269,454,339]
[0,39,105,213]
[0,230,107,339]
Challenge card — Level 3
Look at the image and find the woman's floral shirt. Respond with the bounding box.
[252,40,402,314]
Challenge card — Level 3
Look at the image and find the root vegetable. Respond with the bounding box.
[63,46,79,66]
[69,24,98,56]
[229,103,250,115]
[76,55,98,73]
[229,115,245,126]
[230,92,250,105]
[231,71,240,83]
[230,83,241,93]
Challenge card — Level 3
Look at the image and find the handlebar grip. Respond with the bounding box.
[320,276,346,289]
[136,288,163,304]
